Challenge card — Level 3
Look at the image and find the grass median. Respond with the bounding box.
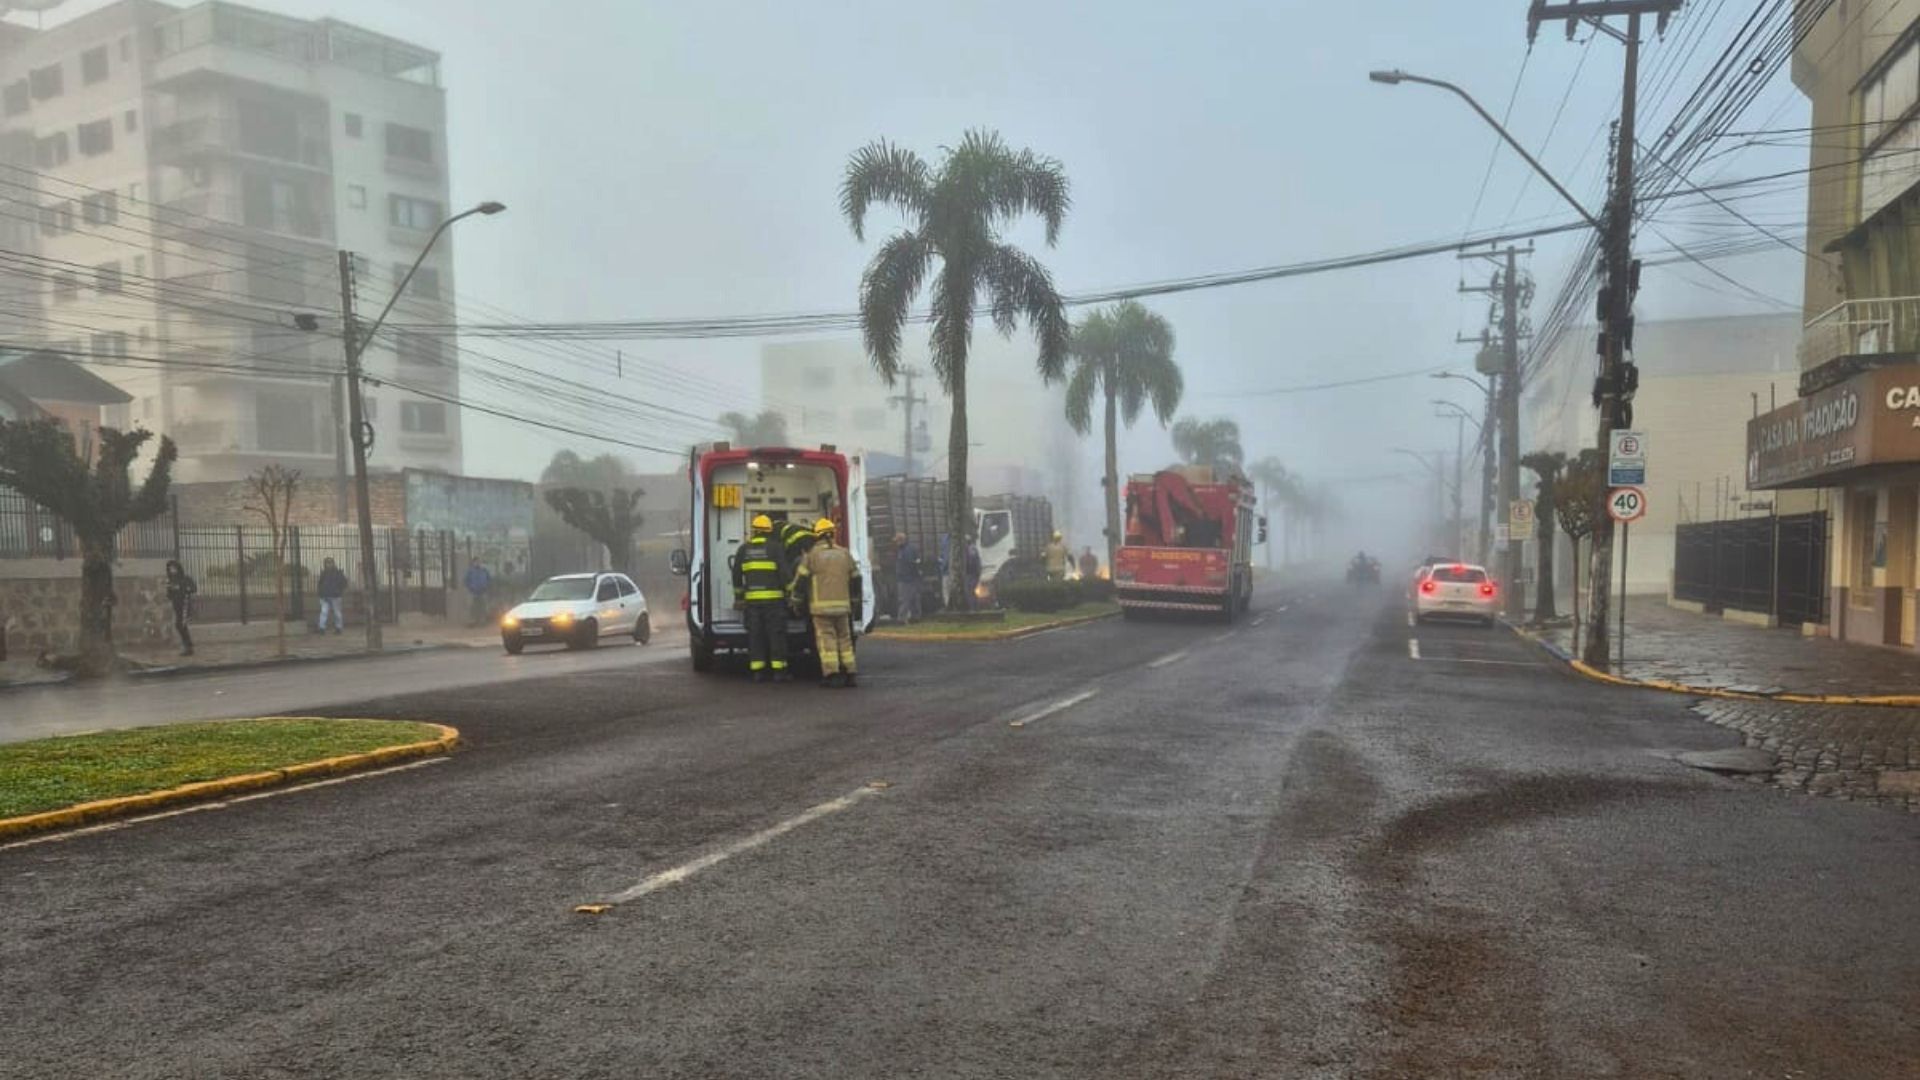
[870,601,1120,640]
[0,718,445,819]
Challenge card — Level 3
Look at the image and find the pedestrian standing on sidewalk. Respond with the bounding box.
[463,558,493,627]
[1078,545,1099,580]
[315,557,348,634]
[792,517,862,688]
[893,531,922,624]
[164,559,196,656]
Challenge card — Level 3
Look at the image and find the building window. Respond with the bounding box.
[34,132,69,168]
[804,366,834,388]
[94,261,122,294]
[362,396,378,422]
[38,203,66,237]
[401,400,447,434]
[255,393,318,453]
[344,112,363,138]
[1850,491,1877,594]
[397,331,445,366]
[128,181,141,202]
[124,108,138,133]
[388,194,442,230]
[397,263,441,299]
[2,80,27,116]
[51,272,79,302]
[346,183,367,209]
[29,63,62,100]
[81,191,118,225]
[133,254,146,277]
[384,122,433,163]
[80,46,108,84]
[77,118,113,156]
[89,331,127,358]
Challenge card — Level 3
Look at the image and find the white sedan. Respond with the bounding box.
[1412,562,1499,626]
[500,572,651,653]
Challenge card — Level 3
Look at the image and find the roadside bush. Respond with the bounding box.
[996,579,1081,613]
[1077,577,1115,603]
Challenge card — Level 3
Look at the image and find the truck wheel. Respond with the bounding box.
[633,613,651,645]
[691,641,715,672]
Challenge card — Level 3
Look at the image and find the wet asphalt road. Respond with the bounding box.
[3,586,1917,1078]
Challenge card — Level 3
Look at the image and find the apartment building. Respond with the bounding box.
[1739,1,1920,646]
[0,0,461,486]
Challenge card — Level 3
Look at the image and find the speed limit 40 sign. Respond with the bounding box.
[1607,486,1647,523]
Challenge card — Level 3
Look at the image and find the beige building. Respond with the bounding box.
[1739,1,1920,647]
[0,0,462,485]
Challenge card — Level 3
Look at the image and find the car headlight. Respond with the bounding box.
[551,611,573,625]
[501,615,519,629]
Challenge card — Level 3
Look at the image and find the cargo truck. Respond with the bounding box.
[864,479,1061,613]
[1114,467,1261,620]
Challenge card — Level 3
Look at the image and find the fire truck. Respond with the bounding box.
[670,443,875,672]
[1113,467,1262,620]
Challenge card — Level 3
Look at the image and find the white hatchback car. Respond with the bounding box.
[1412,562,1499,626]
[500,572,650,653]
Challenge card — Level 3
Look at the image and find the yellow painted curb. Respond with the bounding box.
[0,719,459,841]
[869,608,1120,643]
[1512,627,1920,708]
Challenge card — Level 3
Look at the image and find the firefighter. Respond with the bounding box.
[792,516,862,688]
[1043,530,1070,581]
[731,514,791,682]
[772,517,818,582]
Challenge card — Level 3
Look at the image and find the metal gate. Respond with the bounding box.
[1672,511,1828,626]
[1775,511,1828,627]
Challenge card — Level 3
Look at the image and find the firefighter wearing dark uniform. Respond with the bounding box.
[792,516,862,688]
[771,518,818,586]
[732,514,790,682]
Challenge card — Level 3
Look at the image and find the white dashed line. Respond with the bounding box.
[1408,638,1421,660]
[1147,649,1190,669]
[1208,631,1236,644]
[1008,688,1101,729]
[601,784,885,904]
[1417,656,1541,667]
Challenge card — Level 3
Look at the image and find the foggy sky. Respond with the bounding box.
[22,0,1810,506]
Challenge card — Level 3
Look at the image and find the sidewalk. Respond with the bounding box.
[0,616,502,688]
[1532,602,1920,811]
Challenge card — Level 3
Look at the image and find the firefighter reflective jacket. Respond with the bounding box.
[731,537,786,604]
[794,542,860,616]
[773,521,817,573]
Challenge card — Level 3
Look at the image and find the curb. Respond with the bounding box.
[0,720,459,841]
[871,608,1121,643]
[125,642,480,683]
[1506,625,1920,708]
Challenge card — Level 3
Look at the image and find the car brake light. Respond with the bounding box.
[1480,582,1496,596]
[1420,580,1436,594]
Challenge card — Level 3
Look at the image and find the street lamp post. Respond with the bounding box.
[1433,372,1496,563]
[338,201,505,651]
[1392,447,1453,554]
[1433,401,1478,558]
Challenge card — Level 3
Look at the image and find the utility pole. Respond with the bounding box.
[1449,413,1466,556]
[337,251,382,651]
[890,366,927,478]
[331,374,348,522]
[1458,245,1531,618]
[1529,0,1676,668]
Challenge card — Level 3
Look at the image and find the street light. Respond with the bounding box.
[1431,373,1498,566]
[340,200,505,651]
[1394,447,1456,557]
[1368,70,1600,229]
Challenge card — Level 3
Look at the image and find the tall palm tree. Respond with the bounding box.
[1246,456,1292,568]
[1171,416,1244,474]
[1066,301,1182,567]
[843,129,1071,607]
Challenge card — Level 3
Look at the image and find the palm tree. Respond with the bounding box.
[1246,457,1292,568]
[1066,301,1182,568]
[1520,450,1567,623]
[843,129,1071,608]
[1171,416,1244,474]
[717,409,789,448]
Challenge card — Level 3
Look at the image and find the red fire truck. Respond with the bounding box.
[1113,467,1262,620]
[670,443,875,672]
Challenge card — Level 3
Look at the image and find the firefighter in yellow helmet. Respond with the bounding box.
[731,514,790,682]
[792,515,862,688]
[1043,529,1070,582]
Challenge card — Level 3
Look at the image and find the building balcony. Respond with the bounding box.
[153,117,331,173]
[159,192,334,245]
[1798,296,1920,393]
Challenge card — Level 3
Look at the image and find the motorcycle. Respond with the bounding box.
[1346,555,1381,586]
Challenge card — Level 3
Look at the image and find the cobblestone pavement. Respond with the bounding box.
[1539,600,1920,696]
[1690,698,1920,811]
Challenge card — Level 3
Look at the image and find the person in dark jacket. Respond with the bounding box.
[463,558,493,626]
[893,532,922,624]
[731,514,790,682]
[315,557,349,634]
[164,559,196,656]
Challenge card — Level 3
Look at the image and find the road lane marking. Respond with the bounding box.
[1208,631,1236,644]
[1147,649,1190,669]
[1251,615,1268,627]
[601,784,884,904]
[0,758,450,852]
[1408,638,1421,660]
[1416,656,1542,667]
[1008,688,1100,729]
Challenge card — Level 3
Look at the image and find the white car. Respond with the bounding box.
[1413,562,1499,626]
[500,572,650,653]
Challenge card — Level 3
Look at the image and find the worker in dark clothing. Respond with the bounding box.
[164,559,196,656]
[731,514,790,682]
[771,518,818,580]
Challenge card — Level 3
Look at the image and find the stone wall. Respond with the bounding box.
[0,559,175,655]
[172,475,407,528]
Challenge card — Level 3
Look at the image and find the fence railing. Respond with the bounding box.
[1797,295,1920,371]
[0,489,178,560]
[1673,511,1829,627]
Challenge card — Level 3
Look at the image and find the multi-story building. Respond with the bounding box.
[1741,1,1920,647]
[0,0,462,487]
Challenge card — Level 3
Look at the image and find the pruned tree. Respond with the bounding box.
[0,420,177,676]
[1171,416,1244,475]
[718,410,790,448]
[245,464,301,658]
[1066,301,1183,568]
[1554,449,1604,652]
[844,129,1072,609]
[545,487,645,573]
[1520,450,1566,624]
